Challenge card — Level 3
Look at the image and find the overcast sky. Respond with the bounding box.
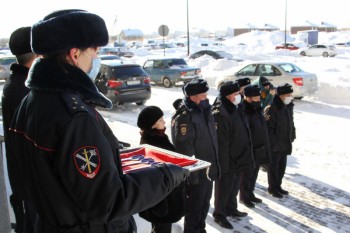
[1,0,349,38]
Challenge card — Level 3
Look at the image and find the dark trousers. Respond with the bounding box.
[268,155,287,191]
[213,173,236,218]
[10,194,35,233]
[239,165,260,202]
[151,222,172,233]
[184,179,213,233]
[226,173,241,212]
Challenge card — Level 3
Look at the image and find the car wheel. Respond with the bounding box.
[322,52,329,57]
[136,100,146,106]
[162,77,172,88]
[300,51,306,56]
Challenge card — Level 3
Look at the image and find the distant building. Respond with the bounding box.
[234,24,259,36]
[119,29,144,41]
[318,22,337,32]
[233,23,279,36]
[291,21,337,34]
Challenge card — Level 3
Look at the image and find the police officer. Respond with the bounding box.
[8,9,189,233]
[171,79,220,233]
[264,83,296,198]
[2,26,38,233]
[239,84,271,207]
[211,81,252,229]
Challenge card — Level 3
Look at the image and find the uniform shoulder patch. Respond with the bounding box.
[73,146,101,179]
[180,124,187,136]
[61,94,88,115]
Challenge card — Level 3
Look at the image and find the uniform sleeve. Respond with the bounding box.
[57,113,178,220]
[288,103,296,141]
[264,105,279,152]
[215,114,231,174]
[171,113,195,157]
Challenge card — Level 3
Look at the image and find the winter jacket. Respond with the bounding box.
[263,95,296,156]
[1,64,30,199]
[171,98,220,184]
[240,100,271,165]
[212,96,254,175]
[138,129,187,224]
[8,58,188,233]
[140,129,176,152]
[251,77,274,109]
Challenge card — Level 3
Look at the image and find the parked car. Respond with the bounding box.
[300,44,337,57]
[98,54,122,60]
[99,46,134,58]
[0,56,17,80]
[189,50,243,62]
[275,43,300,50]
[142,58,202,88]
[94,60,151,106]
[216,62,318,98]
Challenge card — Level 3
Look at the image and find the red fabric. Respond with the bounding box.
[120,147,197,173]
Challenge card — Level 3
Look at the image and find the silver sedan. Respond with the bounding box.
[216,62,318,98]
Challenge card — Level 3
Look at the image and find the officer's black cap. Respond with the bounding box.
[9,27,32,55]
[219,81,240,97]
[31,9,109,54]
[183,79,209,97]
[237,77,251,87]
[244,84,261,97]
[277,83,293,95]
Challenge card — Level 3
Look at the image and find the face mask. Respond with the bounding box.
[199,99,210,109]
[83,52,101,81]
[251,101,261,109]
[283,96,293,105]
[233,94,241,106]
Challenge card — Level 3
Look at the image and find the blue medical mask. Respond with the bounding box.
[83,52,101,81]
[199,99,210,109]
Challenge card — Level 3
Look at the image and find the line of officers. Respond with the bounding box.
[170,76,296,231]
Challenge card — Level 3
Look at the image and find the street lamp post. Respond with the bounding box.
[284,0,288,48]
[187,0,190,56]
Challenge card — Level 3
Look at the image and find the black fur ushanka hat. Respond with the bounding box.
[31,9,109,54]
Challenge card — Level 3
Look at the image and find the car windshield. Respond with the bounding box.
[169,59,187,66]
[278,63,303,73]
[112,66,147,80]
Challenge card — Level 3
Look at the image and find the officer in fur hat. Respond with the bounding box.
[171,79,220,233]
[264,83,296,198]
[2,26,38,233]
[211,81,252,229]
[239,84,271,207]
[8,9,189,233]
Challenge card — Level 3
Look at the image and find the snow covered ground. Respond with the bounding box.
[3,30,350,232]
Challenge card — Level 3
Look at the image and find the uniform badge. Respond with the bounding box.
[73,146,101,179]
[180,124,187,136]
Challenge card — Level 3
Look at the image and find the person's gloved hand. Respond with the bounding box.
[163,163,190,189]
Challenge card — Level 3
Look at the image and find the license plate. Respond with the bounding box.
[127,80,140,85]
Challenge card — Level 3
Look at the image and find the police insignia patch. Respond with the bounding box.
[180,124,187,136]
[73,146,101,179]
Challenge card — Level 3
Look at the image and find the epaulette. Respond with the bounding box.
[61,94,88,116]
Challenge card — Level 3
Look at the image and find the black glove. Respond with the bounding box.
[163,163,190,189]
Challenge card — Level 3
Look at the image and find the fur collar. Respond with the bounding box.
[241,99,261,115]
[26,58,112,109]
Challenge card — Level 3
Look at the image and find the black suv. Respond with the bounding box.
[95,60,151,107]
